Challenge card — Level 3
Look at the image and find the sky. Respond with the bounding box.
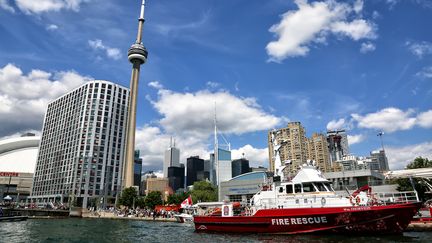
[0,0,431,172]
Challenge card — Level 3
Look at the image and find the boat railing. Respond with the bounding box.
[374,191,419,205]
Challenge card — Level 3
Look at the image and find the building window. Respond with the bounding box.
[228,195,242,202]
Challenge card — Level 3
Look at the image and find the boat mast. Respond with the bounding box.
[214,103,220,200]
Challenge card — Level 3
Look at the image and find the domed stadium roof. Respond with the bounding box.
[0,135,40,173]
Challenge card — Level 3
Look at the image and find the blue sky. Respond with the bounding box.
[0,0,431,171]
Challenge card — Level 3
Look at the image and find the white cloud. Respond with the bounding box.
[347,134,365,145]
[148,81,164,90]
[231,145,269,168]
[135,125,210,171]
[0,0,15,13]
[153,171,164,178]
[153,11,210,37]
[135,87,284,170]
[46,24,58,31]
[206,81,220,89]
[106,48,121,60]
[326,118,347,131]
[152,89,283,139]
[0,63,92,137]
[351,108,432,133]
[331,19,376,40]
[15,0,87,14]
[88,39,122,60]
[353,0,363,14]
[266,0,377,61]
[386,141,432,170]
[360,42,376,53]
[352,108,417,133]
[417,110,432,128]
[406,41,432,58]
[386,0,399,9]
[416,66,432,78]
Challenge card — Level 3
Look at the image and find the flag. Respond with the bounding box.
[180,195,193,208]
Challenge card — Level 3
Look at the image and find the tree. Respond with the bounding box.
[166,192,190,205]
[135,196,146,208]
[191,181,218,202]
[406,157,432,169]
[145,191,163,209]
[119,187,138,208]
[396,157,432,201]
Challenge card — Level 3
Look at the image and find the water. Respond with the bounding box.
[0,218,431,243]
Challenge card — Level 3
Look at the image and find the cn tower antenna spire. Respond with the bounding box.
[136,0,145,44]
[123,0,149,189]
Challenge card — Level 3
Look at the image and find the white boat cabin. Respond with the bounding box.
[251,165,353,210]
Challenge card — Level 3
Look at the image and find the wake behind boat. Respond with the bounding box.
[194,164,421,234]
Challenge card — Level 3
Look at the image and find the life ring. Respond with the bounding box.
[349,196,356,205]
[321,197,326,206]
[355,196,361,205]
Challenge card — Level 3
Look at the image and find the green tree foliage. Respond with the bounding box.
[135,196,146,208]
[406,157,432,169]
[118,187,138,208]
[145,191,163,209]
[166,192,190,205]
[396,157,432,201]
[191,181,218,202]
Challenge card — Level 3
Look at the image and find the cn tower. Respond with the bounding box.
[123,0,148,188]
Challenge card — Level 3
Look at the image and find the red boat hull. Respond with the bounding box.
[194,202,421,234]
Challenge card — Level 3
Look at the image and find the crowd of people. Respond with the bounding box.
[90,206,178,220]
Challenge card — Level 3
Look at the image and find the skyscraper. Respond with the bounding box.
[163,140,180,178]
[134,150,143,193]
[186,156,209,187]
[123,0,148,188]
[216,148,232,183]
[306,133,330,172]
[231,158,250,178]
[30,80,129,208]
[370,150,389,171]
[168,165,185,192]
[268,122,308,173]
[327,130,349,164]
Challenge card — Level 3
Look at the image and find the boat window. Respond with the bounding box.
[279,187,284,193]
[286,184,293,194]
[324,182,335,192]
[315,182,328,192]
[302,183,316,193]
[294,184,302,193]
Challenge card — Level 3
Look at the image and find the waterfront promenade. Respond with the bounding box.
[82,210,177,222]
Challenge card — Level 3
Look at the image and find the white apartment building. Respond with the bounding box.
[29,80,129,208]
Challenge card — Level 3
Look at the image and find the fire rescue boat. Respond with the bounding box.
[193,164,421,234]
